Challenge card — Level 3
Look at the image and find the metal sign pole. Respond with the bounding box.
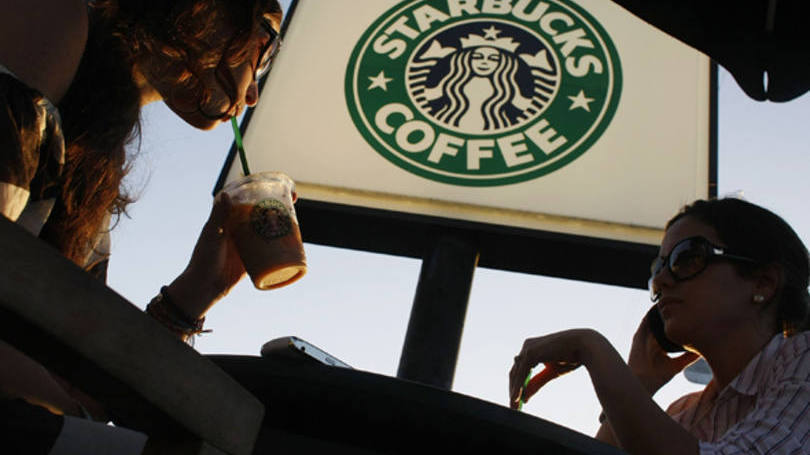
[397,229,479,390]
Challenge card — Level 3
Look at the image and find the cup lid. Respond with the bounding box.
[222,171,295,193]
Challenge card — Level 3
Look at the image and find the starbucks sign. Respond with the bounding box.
[234,0,710,243]
[346,0,622,186]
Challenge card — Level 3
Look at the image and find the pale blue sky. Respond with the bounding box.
[106,0,810,438]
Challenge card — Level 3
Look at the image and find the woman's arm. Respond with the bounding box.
[581,332,699,455]
[145,193,245,342]
[0,341,82,417]
[510,329,700,455]
[0,0,87,103]
[164,193,245,318]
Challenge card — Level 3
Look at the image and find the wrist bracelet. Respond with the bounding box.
[146,286,211,340]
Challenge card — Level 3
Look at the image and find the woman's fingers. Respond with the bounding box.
[671,351,700,372]
[509,353,529,408]
[517,361,581,407]
[522,365,554,403]
[183,192,246,298]
[509,342,573,407]
[509,340,540,408]
[509,331,592,409]
[206,192,231,237]
[523,362,580,403]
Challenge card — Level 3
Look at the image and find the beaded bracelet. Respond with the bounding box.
[145,286,211,341]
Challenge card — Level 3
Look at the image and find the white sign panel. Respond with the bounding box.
[228,0,712,245]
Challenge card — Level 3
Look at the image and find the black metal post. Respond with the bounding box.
[397,229,479,390]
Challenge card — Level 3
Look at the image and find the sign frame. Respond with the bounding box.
[215,0,718,290]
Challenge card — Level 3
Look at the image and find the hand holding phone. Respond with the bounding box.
[643,308,711,386]
[645,306,684,353]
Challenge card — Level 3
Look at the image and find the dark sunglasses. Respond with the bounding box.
[255,19,281,80]
[648,236,756,302]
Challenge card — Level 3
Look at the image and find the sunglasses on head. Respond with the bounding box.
[255,19,281,80]
[648,236,756,302]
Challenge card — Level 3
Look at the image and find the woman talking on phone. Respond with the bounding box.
[509,198,810,454]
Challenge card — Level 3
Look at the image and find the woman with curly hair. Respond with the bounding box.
[0,0,282,452]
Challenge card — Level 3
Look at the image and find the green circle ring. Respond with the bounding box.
[345,0,622,187]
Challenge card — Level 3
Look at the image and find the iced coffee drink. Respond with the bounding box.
[221,172,306,289]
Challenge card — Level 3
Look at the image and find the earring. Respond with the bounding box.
[753,294,765,303]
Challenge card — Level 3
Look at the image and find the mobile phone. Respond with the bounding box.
[260,336,352,369]
[645,306,685,353]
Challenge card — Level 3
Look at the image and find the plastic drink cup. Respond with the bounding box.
[221,172,306,289]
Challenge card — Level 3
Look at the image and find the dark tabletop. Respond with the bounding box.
[209,355,626,455]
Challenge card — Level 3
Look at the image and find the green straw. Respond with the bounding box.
[231,116,251,176]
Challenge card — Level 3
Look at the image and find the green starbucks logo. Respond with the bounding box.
[251,199,292,240]
[345,0,622,186]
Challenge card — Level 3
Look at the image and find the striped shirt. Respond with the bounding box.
[666,331,810,454]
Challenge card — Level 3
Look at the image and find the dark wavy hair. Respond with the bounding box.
[44,0,280,265]
[668,198,810,335]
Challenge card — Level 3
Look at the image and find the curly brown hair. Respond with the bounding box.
[45,0,281,266]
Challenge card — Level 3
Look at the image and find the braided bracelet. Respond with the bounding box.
[145,286,211,340]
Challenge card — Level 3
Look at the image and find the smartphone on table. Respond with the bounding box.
[261,336,352,369]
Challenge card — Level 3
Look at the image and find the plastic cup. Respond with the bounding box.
[221,172,306,289]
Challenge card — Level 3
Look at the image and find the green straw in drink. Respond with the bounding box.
[231,116,251,176]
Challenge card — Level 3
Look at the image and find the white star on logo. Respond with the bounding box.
[368,71,393,91]
[568,90,595,112]
[483,25,501,40]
